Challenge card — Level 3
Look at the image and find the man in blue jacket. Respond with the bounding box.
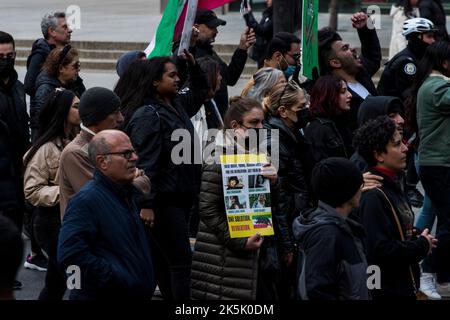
[58,130,155,300]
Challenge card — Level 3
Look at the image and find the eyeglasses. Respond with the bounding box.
[0,52,16,59]
[285,52,301,61]
[100,149,136,160]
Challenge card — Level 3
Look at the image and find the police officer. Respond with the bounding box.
[377,18,436,101]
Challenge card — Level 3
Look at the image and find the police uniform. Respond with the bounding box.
[377,46,417,101]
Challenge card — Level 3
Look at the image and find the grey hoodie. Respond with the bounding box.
[293,201,370,300]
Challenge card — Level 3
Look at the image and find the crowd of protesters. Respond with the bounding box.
[1,1,450,301]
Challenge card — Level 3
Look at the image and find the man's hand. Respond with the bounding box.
[351,12,368,29]
[238,27,256,51]
[361,172,383,192]
[179,49,196,67]
[140,208,155,228]
[421,228,438,254]
[190,26,200,47]
[244,233,264,251]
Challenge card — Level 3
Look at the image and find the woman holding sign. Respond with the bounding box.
[191,97,281,300]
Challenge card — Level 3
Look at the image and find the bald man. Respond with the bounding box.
[57,130,155,300]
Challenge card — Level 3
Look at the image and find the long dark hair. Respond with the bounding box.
[196,56,221,99]
[23,89,77,168]
[405,41,450,133]
[309,75,346,118]
[114,56,174,128]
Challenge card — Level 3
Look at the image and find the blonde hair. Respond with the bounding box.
[263,82,306,116]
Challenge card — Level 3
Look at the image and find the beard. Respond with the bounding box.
[340,56,361,76]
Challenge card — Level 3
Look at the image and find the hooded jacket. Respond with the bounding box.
[293,201,370,300]
[350,96,404,172]
[24,38,55,96]
[359,168,430,299]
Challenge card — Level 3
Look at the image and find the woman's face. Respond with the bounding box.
[67,96,80,126]
[59,58,80,83]
[155,62,180,97]
[284,91,307,126]
[232,107,264,139]
[410,0,419,7]
[258,194,265,202]
[266,0,273,8]
[337,81,352,113]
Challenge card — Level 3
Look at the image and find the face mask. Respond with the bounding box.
[294,108,311,130]
[283,65,296,79]
[0,58,14,76]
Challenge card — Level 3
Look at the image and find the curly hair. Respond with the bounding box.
[353,115,397,167]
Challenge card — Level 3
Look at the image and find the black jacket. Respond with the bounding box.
[377,46,420,100]
[124,64,208,209]
[195,43,248,116]
[359,168,430,299]
[0,70,30,209]
[244,7,273,68]
[419,0,449,41]
[347,27,381,131]
[304,116,353,165]
[293,201,370,300]
[31,71,85,131]
[24,38,55,96]
[264,117,311,252]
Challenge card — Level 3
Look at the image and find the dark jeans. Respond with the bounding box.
[419,166,450,283]
[34,205,66,300]
[150,203,192,301]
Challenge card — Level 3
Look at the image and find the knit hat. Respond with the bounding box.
[78,87,121,126]
[311,157,363,207]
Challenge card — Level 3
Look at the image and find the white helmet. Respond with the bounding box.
[402,18,437,37]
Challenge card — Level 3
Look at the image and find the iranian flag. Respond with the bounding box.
[145,0,236,58]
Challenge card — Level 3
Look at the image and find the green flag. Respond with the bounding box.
[145,0,186,59]
[302,0,319,79]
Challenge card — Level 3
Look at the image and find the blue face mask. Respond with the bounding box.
[284,65,296,79]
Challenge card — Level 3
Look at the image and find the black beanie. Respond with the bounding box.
[78,87,121,126]
[311,157,363,207]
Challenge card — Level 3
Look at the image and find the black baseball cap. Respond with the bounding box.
[195,9,226,28]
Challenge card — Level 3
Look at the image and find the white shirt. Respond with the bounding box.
[347,82,370,100]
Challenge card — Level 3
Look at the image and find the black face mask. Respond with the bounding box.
[0,58,14,76]
[294,108,311,130]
